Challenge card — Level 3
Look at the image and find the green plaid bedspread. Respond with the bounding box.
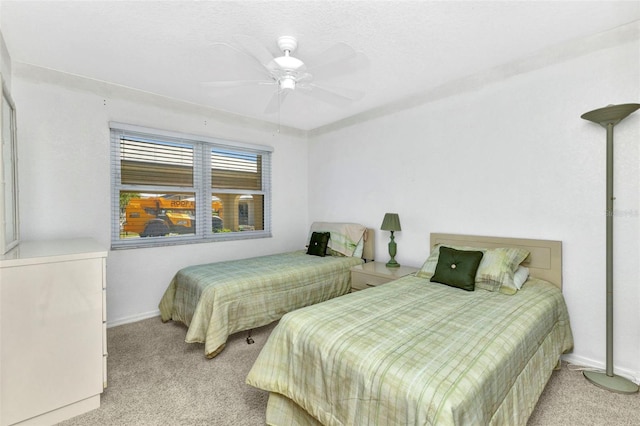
[158,250,363,357]
[246,275,574,425]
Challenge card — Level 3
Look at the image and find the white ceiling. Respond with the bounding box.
[1,1,639,131]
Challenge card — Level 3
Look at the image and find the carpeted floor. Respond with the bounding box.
[58,316,639,425]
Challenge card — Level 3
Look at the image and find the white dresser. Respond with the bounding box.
[0,239,107,426]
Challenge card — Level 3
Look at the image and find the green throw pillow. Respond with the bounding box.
[430,246,484,291]
[417,244,530,295]
[307,232,330,257]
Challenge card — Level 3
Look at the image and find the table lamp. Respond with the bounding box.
[380,213,401,268]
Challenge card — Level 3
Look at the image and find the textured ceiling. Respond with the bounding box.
[1,1,639,131]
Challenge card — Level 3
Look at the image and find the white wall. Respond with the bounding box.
[308,36,640,381]
[5,20,639,383]
[0,3,11,88]
[11,64,310,326]
[0,33,10,88]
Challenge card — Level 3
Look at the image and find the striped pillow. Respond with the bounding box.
[417,244,530,295]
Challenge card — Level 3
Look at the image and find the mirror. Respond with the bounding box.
[1,75,19,254]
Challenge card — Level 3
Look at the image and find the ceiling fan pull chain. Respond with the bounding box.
[277,90,282,133]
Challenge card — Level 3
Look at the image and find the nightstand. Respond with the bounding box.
[350,262,420,291]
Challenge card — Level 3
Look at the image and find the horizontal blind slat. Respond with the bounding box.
[120,138,194,186]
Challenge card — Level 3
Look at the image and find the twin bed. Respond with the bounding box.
[159,228,573,425]
[158,222,373,358]
[245,233,574,425]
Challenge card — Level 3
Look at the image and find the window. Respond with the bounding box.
[110,122,272,249]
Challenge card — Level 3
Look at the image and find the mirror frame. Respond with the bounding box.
[1,74,19,254]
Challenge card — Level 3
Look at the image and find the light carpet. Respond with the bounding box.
[58,316,639,425]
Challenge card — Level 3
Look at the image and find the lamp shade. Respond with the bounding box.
[380,213,401,232]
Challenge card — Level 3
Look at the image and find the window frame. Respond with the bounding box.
[110,122,273,249]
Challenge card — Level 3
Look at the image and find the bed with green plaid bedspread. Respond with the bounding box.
[159,250,363,358]
[246,274,573,425]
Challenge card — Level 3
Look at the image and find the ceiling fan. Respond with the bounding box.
[203,35,369,114]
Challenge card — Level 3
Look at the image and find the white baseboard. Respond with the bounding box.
[10,395,100,426]
[562,353,640,385]
[107,309,160,328]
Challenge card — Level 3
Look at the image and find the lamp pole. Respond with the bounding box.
[581,103,639,394]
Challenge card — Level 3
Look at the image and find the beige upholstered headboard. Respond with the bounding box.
[430,233,562,289]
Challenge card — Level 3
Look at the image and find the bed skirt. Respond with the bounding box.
[264,319,568,426]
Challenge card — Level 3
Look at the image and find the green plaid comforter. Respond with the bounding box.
[158,251,363,358]
[246,275,574,425]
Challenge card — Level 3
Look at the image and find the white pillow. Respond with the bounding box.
[513,266,530,290]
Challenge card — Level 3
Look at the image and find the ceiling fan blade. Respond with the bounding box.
[232,35,276,68]
[208,42,272,80]
[310,51,370,82]
[203,80,274,88]
[308,83,365,101]
[203,80,276,89]
[264,90,289,114]
[305,42,357,71]
[296,83,365,107]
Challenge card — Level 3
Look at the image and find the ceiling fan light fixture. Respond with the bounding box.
[279,75,296,91]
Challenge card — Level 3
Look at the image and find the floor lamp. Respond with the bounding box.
[581,102,640,394]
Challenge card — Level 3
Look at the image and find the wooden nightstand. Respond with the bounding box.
[350,262,420,291]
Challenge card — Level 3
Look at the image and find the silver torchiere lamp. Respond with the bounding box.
[581,102,640,394]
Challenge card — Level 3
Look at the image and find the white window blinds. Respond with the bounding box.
[110,123,272,249]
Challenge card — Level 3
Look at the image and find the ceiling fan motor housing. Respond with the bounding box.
[277,36,298,54]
